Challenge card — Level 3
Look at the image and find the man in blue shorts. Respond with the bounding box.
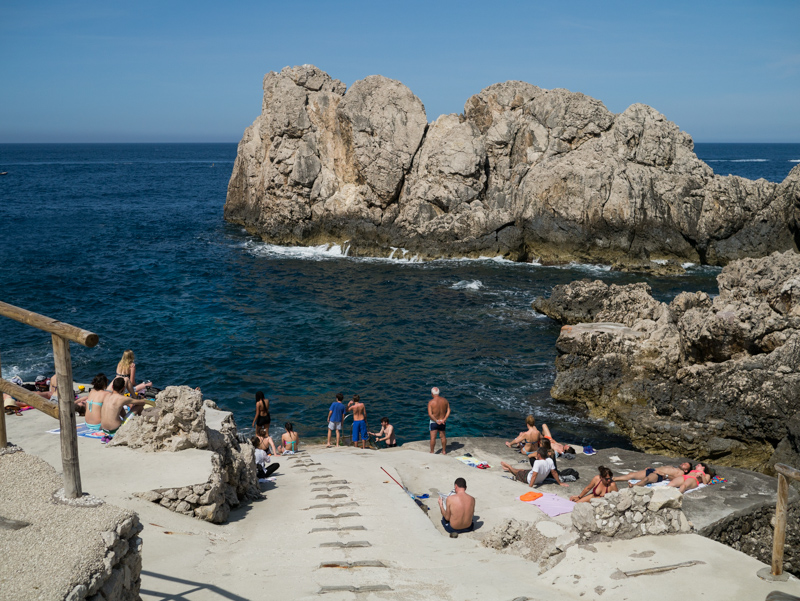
[347,394,368,449]
[326,392,346,448]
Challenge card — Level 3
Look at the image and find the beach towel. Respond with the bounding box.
[455,456,490,469]
[48,422,106,440]
[628,479,714,494]
[521,492,575,516]
[519,491,543,502]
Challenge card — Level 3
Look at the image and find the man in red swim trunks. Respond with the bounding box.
[428,387,450,455]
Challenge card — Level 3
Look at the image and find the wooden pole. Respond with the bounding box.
[771,473,789,576]
[0,301,98,347]
[0,350,6,448]
[52,334,82,499]
[0,379,59,419]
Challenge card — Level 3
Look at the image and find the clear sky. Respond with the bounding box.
[2,0,798,143]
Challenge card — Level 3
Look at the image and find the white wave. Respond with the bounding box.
[451,280,484,291]
[790,159,800,163]
[244,240,351,260]
[651,259,668,265]
[681,262,696,269]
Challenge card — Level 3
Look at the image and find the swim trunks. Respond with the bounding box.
[441,518,474,533]
[430,420,446,431]
[256,415,271,427]
[386,442,397,448]
[328,420,342,431]
[645,467,665,483]
[352,419,367,442]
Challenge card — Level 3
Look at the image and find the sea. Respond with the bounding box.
[1,143,798,447]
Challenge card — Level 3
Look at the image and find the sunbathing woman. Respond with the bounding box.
[84,374,111,432]
[669,463,714,493]
[107,350,152,398]
[570,466,618,503]
[505,415,542,456]
[614,462,692,487]
[251,434,278,455]
[278,422,299,454]
[252,391,271,437]
[540,424,576,456]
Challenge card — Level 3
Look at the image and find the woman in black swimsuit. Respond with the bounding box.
[252,390,271,437]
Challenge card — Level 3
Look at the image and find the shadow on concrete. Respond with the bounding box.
[140,570,250,600]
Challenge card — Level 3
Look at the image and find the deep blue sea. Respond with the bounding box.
[1,143,797,447]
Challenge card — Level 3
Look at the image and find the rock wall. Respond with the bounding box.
[110,387,260,523]
[571,487,691,541]
[537,251,800,472]
[67,515,144,601]
[702,499,800,578]
[225,64,800,267]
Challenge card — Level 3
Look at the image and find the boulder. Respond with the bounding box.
[226,65,800,267]
[544,250,800,472]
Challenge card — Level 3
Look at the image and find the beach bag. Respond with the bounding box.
[560,468,579,482]
[141,386,162,399]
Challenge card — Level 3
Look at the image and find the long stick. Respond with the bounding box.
[0,350,6,448]
[381,467,405,490]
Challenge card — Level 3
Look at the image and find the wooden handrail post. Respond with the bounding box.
[0,350,6,448]
[52,334,82,499]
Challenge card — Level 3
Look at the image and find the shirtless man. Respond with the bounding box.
[348,394,368,449]
[613,462,692,487]
[100,377,148,438]
[505,415,541,456]
[438,477,475,535]
[369,417,396,448]
[428,387,450,454]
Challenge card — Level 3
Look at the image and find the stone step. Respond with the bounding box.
[306,502,359,510]
[318,585,392,594]
[314,512,360,519]
[310,526,367,533]
[314,494,348,499]
[319,541,371,548]
[319,560,387,569]
[310,479,347,484]
[311,486,350,492]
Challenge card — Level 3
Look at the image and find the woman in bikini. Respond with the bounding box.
[278,422,299,454]
[107,350,152,398]
[252,391,271,437]
[669,463,714,493]
[251,433,278,455]
[84,374,110,432]
[540,423,576,456]
[571,466,618,503]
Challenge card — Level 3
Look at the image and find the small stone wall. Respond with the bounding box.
[67,516,144,601]
[702,500,800,577]
[571,487,691,540]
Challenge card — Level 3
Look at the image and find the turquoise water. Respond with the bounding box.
[0,143,793,446]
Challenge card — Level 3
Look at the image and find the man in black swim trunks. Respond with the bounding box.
[613,462,692,487]
[428,387,450,455]
[439,477,475,536]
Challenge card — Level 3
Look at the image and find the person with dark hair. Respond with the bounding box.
[501,447,569,487]
[614,462,693,487]
[251,436,280,478]
[251,434,277,455]
[348,394,368,449]
[278,422,299,454]
[252,391,270,437]
[84,374,110,433]
[571,466,618,503]
[369,417,396,448]
[669,462,714,493]
[100,377,148,439]
[438,477,475,535]
[540,424,576,456]
[326,392,346,448]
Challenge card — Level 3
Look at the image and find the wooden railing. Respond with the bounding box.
[765,463,800,579]
[0,300,99,499]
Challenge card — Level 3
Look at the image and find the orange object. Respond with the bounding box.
[520,492,543,502]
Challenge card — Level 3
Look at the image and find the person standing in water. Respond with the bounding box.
[428,387,450,455]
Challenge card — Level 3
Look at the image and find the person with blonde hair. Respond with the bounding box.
[107,350,151,398]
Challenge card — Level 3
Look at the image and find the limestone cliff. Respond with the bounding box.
[225,64,800,265]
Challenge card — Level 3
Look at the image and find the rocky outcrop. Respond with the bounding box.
[482,518,578,573]
[111,387,260,523]
[571,487,691,541]
[539,251,800,472]
[225,64,800,266]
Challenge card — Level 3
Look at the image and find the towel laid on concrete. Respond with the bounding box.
[522,492,575,516]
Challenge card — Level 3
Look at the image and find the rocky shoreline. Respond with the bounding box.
[225,64,800,268]
[534,250,800,473]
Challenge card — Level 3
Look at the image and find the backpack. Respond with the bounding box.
[560,468,579,482]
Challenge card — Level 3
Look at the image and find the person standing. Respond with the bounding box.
[252,391,270,437]
[347,394,368,449]
[327,392,346,448]
[428,387,450,455]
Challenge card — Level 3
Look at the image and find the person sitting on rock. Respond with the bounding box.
[84,374,111,432]
[505,415,542,456]
[501,447,569,487]
[100,377,148,439]
[540,424,576,456]
[669,463,715,493]
[251,434,277,455]
[613,462,692,487]
[278,422,299,454]
[438,477,475,536]
[570,466,618,503]
[369,417,396,448]
[253,443,280,479]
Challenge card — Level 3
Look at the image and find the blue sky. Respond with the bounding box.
[1,1,798,143]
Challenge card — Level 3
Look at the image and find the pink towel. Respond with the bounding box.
[523,492,575,516]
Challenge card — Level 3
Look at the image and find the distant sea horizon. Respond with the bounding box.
[0,142,797,449]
